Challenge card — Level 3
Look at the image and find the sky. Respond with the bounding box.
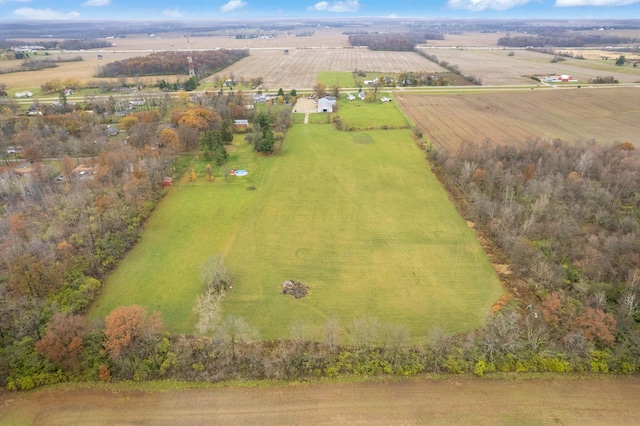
[1,0,640,21]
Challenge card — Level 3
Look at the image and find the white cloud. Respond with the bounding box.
[307,0,361,12]
[447,0,531,11]
[308,1,329,10]
[82,0,110,6]
[220,0,247,12]
[162,8,183,17]
[13,7,80,19]
[555,0,639,5]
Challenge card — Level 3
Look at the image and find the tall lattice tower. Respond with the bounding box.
[187,35,195,78]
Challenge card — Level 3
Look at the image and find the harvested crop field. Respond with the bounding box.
[207,48,446,89]
[2,377,640,424]
[0,51,179,93]
[397,87,640,152]
[417,47,640,86]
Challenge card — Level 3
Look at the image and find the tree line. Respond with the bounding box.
[95,50,249,78]
[348,32,443,51]
[0,39,112,50]
[498,34,638,48]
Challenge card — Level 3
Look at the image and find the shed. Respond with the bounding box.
[318,97,336,113]
[234,119,249,128]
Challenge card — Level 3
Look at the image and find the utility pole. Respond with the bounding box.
[187,35,195,78]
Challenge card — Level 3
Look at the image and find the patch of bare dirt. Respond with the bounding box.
[281,279,309,299]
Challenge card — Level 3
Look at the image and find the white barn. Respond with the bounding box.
[318,97,336,113]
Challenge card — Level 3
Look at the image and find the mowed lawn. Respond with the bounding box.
[90,125,503,341]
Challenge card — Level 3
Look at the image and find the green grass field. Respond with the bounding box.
[90,124,502,341]
[335,93,410,130]
[318,71,355,88]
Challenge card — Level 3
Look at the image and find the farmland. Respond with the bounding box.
[396,87,640,151]
[416,47,640,86]
[89,123,502,340]
[2,376,640,424]
[206,48,446,89]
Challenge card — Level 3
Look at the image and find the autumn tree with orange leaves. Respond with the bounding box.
[35,313,87,371]
[103,305,163,361]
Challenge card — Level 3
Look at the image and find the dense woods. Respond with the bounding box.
[348,32,443,51]
[429,138,640,371]
[95,50,249,78]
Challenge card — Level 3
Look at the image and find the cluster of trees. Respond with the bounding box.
[429,138,640,371]
[589,76,619,84]
[417,50,482,85]
[244,108,291,154]
[59,40,113,50]
[96,50,249,78]
[0,39,111,50]
[498,34,638,48]
[348,32,442,51]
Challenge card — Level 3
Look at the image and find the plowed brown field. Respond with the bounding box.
[2,377,640,425]
[396,87,640,151]
[206,48,446,89]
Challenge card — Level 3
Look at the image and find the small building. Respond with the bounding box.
[358,91,366,100]
[234,119,249,129]
[6,145,22,155]
[318,97,336,113]
[162,176,173,187]
[380,97,391,103]
[253,94,267,103]
[105,125,119,136]
[347,93,356,101]
[224,79,235,87]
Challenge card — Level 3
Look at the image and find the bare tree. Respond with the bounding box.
[215,315,258,359]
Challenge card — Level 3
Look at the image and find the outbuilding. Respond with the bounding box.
[318,97,336,113]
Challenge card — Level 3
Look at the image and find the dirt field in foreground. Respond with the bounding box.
[2,376,640,425]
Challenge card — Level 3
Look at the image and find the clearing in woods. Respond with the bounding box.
[396,87,640,152]
[89,124,503,340]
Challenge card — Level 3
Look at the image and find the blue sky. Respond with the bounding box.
[1,0,640,20]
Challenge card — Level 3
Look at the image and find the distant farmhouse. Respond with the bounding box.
[543,74,578,83]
